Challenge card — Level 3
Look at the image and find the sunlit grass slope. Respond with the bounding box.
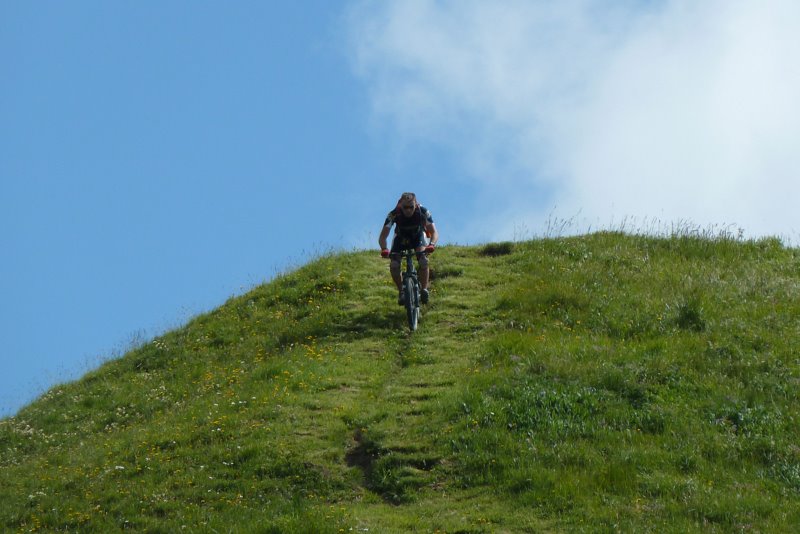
[2,233,799,532]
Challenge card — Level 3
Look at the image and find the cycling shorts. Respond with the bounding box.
[390,231,427,255]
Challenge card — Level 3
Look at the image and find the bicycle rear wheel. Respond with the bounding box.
[404,276,419,331]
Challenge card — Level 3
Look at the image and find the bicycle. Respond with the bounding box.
[393,249,425,331]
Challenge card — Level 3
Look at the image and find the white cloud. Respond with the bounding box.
[348,0,800,241]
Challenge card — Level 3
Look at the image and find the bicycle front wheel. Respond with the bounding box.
[404,276,419,331]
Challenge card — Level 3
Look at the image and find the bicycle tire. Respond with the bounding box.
[404,276,419,331]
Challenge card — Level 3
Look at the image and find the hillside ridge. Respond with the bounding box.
[2,233,799,532]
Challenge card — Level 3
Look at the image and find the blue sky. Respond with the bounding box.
[1,1,478,416]
[3,0,799,416]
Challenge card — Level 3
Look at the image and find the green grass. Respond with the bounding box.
[2,232,800,532]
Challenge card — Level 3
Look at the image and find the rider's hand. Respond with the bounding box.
[425,244,436,254]
[380,249,390,258]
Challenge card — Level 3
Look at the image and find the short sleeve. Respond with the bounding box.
[383,210,396,228]
[421,206,433,224]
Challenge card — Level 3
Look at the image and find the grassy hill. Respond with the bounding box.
[2,232,799,532]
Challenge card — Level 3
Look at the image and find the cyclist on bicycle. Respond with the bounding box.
[379,192,439,305]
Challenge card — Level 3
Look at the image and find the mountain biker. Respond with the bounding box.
[379,192,439,305]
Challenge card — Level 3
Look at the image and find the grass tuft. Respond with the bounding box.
[480,242,515,257]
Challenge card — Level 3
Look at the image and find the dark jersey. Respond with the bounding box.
[383,205,434,239]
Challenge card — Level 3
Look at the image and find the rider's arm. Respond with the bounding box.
[378,225,391,250]
[426,222,439,246]
[379,211,396,251]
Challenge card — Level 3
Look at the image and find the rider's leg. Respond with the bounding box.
[416,249,430,304]
[390,258,402,290]
[416,249,430,289]
[390,257,405,305]
[389,235,404,291]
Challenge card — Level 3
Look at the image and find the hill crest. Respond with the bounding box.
[2,233,799,532]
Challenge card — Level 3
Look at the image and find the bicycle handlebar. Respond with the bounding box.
[381,249,430,259]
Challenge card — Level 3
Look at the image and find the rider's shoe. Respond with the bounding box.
[398,289,405,306]
[421,288,430,304]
